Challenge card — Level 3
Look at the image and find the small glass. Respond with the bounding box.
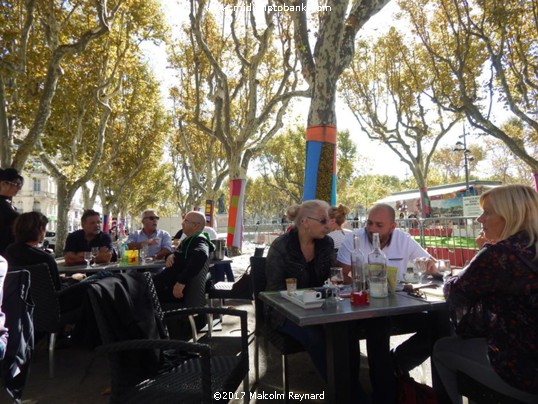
[139,246,149,264]
[437,259,452,283]
[91,246,99,266]
[330,267,344,301]
[83,251,92,269]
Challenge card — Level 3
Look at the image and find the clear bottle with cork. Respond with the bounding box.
[367,233,388,298]
[350,234,369,305]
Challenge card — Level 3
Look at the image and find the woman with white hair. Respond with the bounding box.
[265,200,365,398]
[434,184,538,403]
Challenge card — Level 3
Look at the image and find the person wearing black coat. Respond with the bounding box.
[0,168,23,255]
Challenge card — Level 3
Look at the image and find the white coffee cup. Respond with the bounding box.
[302,290,322,303]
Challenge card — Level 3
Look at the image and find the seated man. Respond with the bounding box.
[337,203,437,403]
[64,209,114,266]
[127,209,172,260]
[153,211,214,302]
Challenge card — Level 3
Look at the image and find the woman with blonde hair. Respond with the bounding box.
[327,203,352,250]
[434,184,538,403]
[265,200,366,398]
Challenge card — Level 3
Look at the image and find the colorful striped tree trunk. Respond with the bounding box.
[302,125,337,204]
[226,178,246,249]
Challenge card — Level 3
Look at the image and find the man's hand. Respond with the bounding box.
[165,254,175,268]
[70,273,87,281]
[172,282,185,299]
[425,257,438,275]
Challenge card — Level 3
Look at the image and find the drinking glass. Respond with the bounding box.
[91,247,99,266]
[413,258,427,284]
[330,267,344,301]
[139,246,149,264]
[437,259,452,283]
[83,251,92,269]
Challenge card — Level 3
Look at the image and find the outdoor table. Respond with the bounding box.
[259,289,448,403]
[56,259,166,274]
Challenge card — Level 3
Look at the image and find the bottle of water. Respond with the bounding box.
[367,233,388,298]
[120,242,128,266]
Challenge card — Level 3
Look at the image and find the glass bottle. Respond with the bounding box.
[350,234,369,305]
[367,233,388,298]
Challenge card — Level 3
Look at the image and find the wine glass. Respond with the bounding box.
[83,251,92,269]
[330,267,344,301]
[91,247,99,266]
[413,258,427,284]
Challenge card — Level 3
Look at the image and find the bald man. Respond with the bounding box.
[153,211,214,302]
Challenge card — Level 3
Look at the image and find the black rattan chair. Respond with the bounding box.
[250,256,305,399]
[159,257,211,341]
[88,272,249,404]
[10,263,86,378]
[1,270,34,401]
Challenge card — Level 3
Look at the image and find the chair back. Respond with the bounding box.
[11,263,61,333]
[182,257,210,308]
[88,272,166,398]
[1,270,34,400]
[250,256,267,327]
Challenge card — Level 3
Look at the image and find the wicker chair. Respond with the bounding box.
[10,263,86,378]
[1,270,34,401]
[159,257,211,341]
[250,256,305,400]
[88,272,249,404]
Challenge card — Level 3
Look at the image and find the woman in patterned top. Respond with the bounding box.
[433,185,538,403]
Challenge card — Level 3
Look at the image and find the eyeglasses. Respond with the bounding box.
[144,216,160,221]
[307,216,329,225]
[5,181,23,188]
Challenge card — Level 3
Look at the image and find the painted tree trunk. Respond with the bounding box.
[304,82,338,204]
[419,186,431,218]
[226,178,246,253]
[303,125,337,204]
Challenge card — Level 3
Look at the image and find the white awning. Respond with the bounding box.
[378,184,488,204]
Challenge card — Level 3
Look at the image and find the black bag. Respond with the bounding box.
[398,373,438,404]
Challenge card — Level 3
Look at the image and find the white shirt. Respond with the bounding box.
[328,229,353,250]
[337,228,431,281]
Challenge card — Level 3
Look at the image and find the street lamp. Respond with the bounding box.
[453,129,474,195]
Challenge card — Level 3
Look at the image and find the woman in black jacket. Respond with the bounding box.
[266,200,359,386]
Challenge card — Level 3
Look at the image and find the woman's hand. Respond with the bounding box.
[476,231,495,249]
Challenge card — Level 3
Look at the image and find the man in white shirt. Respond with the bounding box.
[337,203,437,403]
[127,209,173,260]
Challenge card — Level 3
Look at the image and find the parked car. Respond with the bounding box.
[44,231,56,251]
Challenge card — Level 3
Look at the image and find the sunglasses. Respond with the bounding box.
[307,216,329,225]
[144,216,160,221]
[5,181,23,188]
